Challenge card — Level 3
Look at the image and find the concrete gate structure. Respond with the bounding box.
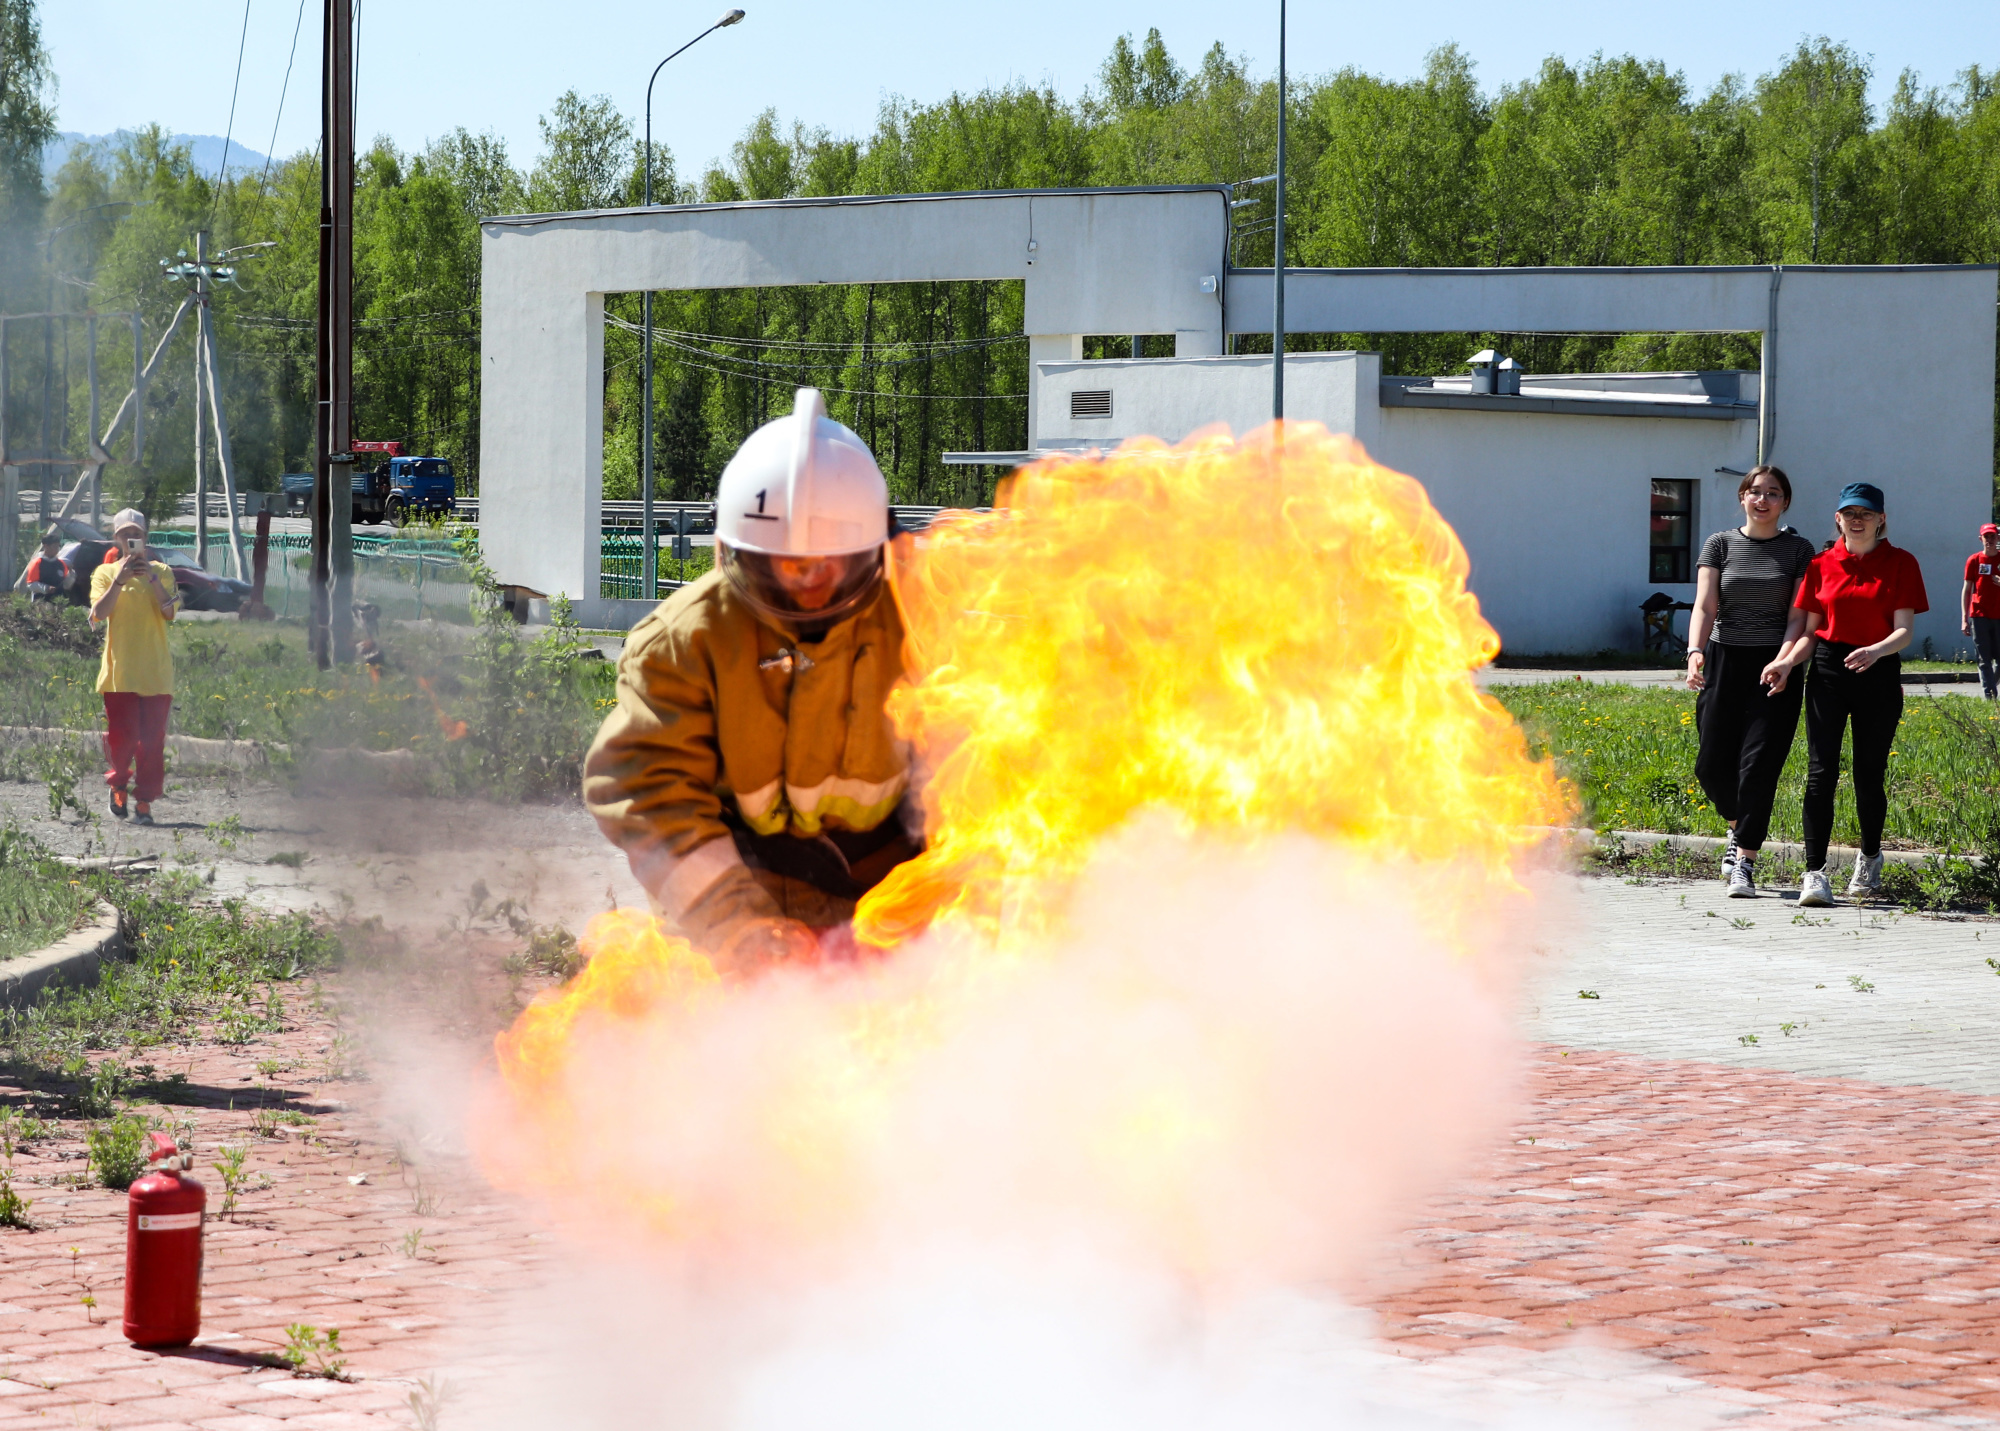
[478,186,1996,649]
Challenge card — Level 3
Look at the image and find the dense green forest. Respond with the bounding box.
[10,5,2000,510]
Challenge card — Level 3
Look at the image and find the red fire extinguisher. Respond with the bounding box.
[124,1133,206,1348]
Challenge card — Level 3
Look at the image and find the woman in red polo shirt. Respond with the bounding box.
[1963,521,2000,699]
[1761,481,1927,906]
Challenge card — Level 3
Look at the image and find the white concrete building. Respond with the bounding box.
[479,188,1996,652]
[1035,353,1767,652]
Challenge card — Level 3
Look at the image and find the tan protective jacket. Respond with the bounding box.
[583,569,910,934]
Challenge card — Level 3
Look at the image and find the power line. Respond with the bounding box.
[233,305,474,329]
[653,350,1024,402]
[351,0,364,150]
[643,324,1027,353]
[605,314,1023,372]
[208,0,256,230]
[254,0,310,208]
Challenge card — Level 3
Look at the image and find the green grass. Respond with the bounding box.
[1493,682,2000,852]
[0,865,343,1086]
[0,832,97,961]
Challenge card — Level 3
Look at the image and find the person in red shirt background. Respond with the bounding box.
[1961,521,2000,700]
[1760,481,1927,907]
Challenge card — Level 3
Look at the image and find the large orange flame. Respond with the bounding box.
[490,424,1568,1253]
[857,423,1566,946]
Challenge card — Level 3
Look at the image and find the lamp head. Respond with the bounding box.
[717,8,744,24]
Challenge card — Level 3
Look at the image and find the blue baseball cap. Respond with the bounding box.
[1835,482,1884,514]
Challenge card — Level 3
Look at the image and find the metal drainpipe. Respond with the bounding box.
[1760,265,1781,465]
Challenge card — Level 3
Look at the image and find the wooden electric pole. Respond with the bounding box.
[313,0,355,668]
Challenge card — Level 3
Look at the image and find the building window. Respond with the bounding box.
[1650,480,1694,583]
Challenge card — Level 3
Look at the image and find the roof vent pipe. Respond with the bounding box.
[1495,356,1522,396]
[1466,349,1498,395]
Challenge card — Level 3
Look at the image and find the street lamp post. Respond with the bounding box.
[642,7,745,601]
[1272,0,1287,424]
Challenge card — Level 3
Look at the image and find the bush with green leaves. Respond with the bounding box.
[429,535,611,801]
[88,1114,149,1190]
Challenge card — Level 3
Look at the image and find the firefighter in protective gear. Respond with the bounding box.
[584,388,918,974]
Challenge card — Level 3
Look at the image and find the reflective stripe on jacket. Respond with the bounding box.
[583,568,910,918]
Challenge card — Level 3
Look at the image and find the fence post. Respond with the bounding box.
[0,466,16,591]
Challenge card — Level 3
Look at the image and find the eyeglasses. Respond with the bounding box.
[1743,488,1785,503]
[1838,508,1880,521]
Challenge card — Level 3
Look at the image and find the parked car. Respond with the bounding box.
[155,549,253,612]
[55,539,113,605]
[54,526,251,612]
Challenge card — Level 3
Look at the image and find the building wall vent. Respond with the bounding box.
[1071,389,1113,419]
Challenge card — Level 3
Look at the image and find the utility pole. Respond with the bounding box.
[314,0,356,667]
[193,235,209,567]
[84,315,100,526]
[39,308,51,525]
[160,242,261,577]
[1272,0,1287,424]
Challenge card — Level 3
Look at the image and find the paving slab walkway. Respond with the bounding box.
[0,867,1995,1428]
[1527,873,2000,1095]
[1375,1045,2000,1429]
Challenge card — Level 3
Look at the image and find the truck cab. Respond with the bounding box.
[348,442,456,526]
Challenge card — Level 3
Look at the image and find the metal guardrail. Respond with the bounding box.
[25,493,958,532]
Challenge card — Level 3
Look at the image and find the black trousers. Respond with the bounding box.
[1974,615,2000,698]
[1693,641,1803,851]
[1803,643,1903,869]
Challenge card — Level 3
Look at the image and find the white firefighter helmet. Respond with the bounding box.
[715,388,890,624]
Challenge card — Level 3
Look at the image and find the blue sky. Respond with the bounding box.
[45,0,2000,182]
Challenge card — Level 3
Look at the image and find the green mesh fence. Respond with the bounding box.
[150,530,475,623]
[149,529,712,612]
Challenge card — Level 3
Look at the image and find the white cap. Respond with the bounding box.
[714,389,888,557]
[109,508,148,535]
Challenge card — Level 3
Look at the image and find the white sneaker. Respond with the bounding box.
[1798,869,1835,907]
[1720,834,1740,880]
[1847,853,1884,898]
[1726,861,1756,898]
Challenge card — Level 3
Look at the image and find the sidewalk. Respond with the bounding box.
[0,868,1994,1429]
[1360,871,2000,1427]
[1527,873,2000,1094]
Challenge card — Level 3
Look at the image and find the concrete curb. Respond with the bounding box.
[0,904,124,1007]
[0,724,419,787]
[1588,827,1986,872]
[0,724,280,771]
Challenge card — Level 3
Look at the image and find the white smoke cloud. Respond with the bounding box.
[450,820,1586,1429]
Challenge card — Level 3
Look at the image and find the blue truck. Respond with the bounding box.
[278,443,457,525]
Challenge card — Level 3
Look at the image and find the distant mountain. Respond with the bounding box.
[44,131,272,180]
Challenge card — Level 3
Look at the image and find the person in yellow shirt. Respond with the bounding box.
[88,508,179,825]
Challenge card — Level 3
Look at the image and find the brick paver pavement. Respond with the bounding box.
[1373,1044,2000,1427]
[0,870,1993,1428]
[0,948,541,1431]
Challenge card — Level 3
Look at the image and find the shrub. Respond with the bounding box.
[88,1114,148,1190]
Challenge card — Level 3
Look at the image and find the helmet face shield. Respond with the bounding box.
[719,542,884,626]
